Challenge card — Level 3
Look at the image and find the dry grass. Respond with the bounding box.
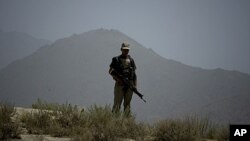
[152,115,229,141]
[0,102,21,140]
[20,99,149,140]
[1,99,229,141]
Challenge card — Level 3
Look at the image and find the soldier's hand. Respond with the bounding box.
[116,79,124,85]
[114,77,123,85]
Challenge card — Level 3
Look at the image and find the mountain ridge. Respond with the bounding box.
[0,29,249,124]
[0,30,51,70]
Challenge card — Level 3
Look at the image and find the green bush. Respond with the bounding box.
[0,103,20,140]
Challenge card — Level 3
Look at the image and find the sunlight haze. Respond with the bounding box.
[0,0,250,74]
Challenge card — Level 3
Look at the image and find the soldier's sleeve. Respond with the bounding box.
[109,57,118,81]
[130,58,137,84]
[109,57,117,69]
[131,57,136,70]
[134,60,137,70]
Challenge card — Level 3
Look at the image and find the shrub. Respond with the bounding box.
[21,100,148,140]
[32,98,61,111]
[21,99,229,141]
[20,108,53,134]
[153,115,222,141]
[0,102,20,139]
[213,125,229,141]
[72,105,149,141]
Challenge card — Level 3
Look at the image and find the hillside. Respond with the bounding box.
[0,28,249,124]
[0,30,50,70]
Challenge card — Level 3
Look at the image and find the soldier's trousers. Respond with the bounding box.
[112,81,133,114]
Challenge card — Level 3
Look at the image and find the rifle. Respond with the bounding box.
[110,69,146,103]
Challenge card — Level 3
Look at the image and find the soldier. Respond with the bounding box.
[109,42,137,115]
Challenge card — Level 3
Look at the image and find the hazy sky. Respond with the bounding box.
[1,0,250,74]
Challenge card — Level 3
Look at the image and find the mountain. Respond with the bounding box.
[0,30,50,70]
[0,28,249,124]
